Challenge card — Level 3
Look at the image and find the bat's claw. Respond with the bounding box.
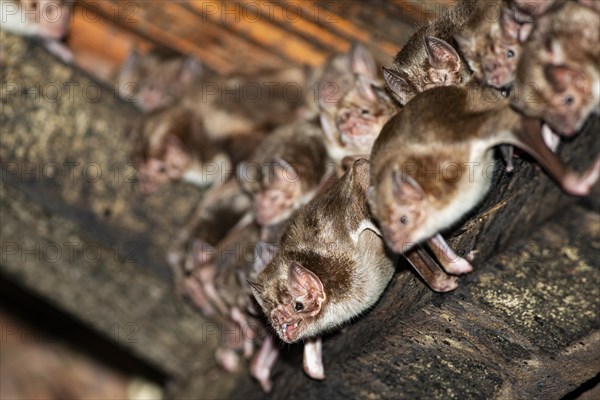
[303,337,325,380]
[466,250,479,262]
[541,124,560,153]
[215,347,240,373]
[429,274,459,293]
[564,156,600,196]
[444,256,473,275]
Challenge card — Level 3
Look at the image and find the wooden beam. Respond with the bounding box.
[289,0,400,56]
[237,0,350,53]
[67,5,154,82]
[78,0,238,74]
[186,0,328,66]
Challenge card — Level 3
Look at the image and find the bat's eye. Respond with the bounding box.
[564,95,574,106]
[400,216,409,225]
[158,165,167,174]
[294,302,304,312]
[361,108,370,115]
[507,49,515,58]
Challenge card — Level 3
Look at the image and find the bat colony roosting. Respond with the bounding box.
[4,0,599,393]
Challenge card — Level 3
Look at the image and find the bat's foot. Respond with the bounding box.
[563,156,600,196]
[303,338,325,380]
[215,347,240,373]
[303,359,325,380]
[251,335,278,392]
[429,274,459,293]
[466,250,479,262]
[542,124,560,153]
[427,234,473,275]
[183,276,215,317]
[444,256,473,275]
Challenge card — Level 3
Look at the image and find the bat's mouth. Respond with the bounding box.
[278,320,301,343]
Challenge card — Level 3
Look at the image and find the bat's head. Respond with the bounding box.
[136,134,191,193]
[368,168,426,254]
[385,37,470,105]
[320,75,397,155]
[512,39,598,136]
[250,259,326,344]
[117,51,202,113]
[455,8,531,89]
[309,42,378,113]
[238,159,303,226]
[131,109,193,193]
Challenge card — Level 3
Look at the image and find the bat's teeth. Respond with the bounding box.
[293,322,298,328]
[282,323,287,332]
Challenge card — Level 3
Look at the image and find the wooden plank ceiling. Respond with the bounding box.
[67,0,455,82]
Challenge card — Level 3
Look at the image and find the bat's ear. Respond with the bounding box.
[544,65,581,93]
[236,161,260,188]
[319,112,339,144]
[383,67,414,105]
[425,36,461,73]
[119,48,140,80]
[355,74,378,102]
[500,8,533,43]
[499,8,520,41]
[254,242,278,274]
[248,280,265,297]
[350,42,377,79]
[350,158,370,192]
[271,158,300,185]
[288,262,326,307]
[178,55,203,85]
[392,170,425,202]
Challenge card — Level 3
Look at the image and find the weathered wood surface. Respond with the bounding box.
[1,32,599,399]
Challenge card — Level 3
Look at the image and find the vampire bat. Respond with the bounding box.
[383,0,476,105]
[305,42,379,116]
[121,51,307,131]
[249,159,397,344]
[319,74,398,163]
[454,0,533,89]
[130,106,265,193]
[237,118,329,231]
[248,159,462,383]
[368,85,600,265]
[511,1,600,137]
[116,50,203,113]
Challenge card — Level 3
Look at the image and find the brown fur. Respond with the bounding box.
[130,105,264,192]
[305,43,378,115]
[238,118,329,227]
[385,0,477,104]
[320,74,398,162]
[455,0,531,89]
[251,159,396,343]
[511,2,600,136]
[117,50,203,113]
[370,84,597,255]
